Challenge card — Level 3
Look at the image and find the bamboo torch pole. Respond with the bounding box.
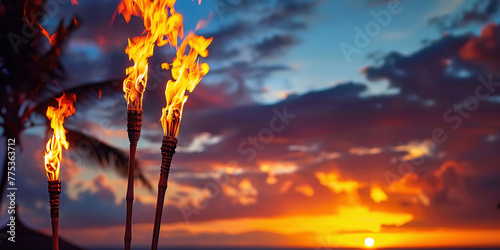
[151,110,180,250]
[125,106,143,250]
[151,135,177,250]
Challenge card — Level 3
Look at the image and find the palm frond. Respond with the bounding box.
[33,79,123,116]
[65,128,152,190]
[38,17,79,81]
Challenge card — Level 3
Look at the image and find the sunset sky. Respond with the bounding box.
[2,0,500,248]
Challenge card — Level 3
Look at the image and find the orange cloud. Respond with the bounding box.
[295,185,314,197]
[392,140,434,161]
[388,172,423,194]
[316,172,360,193]
[370,186,388,203]
[260,162,298,185]
[223,179,258,205]
[153,205,412,237]
[349,147,383,155]
[279,180,294,193]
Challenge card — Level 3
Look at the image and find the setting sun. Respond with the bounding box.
[365,237,374,248]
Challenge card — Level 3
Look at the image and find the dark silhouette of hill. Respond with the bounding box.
[0,219,83,250]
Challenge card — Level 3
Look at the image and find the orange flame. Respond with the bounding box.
[160,32,212,137]
[118,0,184,110]
[39,25,57,46]
[24,0,79,47]
[44,93,76,181]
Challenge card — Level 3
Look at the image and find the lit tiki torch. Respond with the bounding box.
[117,0,183,249]
[44,93,76,250]
[152,33,212,250]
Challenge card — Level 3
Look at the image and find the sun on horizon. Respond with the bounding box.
[365,237,375,248]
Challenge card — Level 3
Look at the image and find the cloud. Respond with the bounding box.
[295,185,315,197]
[387,159,500,229]
[8,70,500,246]
[258,0,321,30]
[363,27,500,103]
[177,132,223,153]
[254,34,299,59]
[194,0,323,106]
[222,179,258,205]
[460,23,500,69]
[316,172,360,194]
[429,0,500,31]
[55,71,500,233]
[157,206,413,236]
[370,186,388,203]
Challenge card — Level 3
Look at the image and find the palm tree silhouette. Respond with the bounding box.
[0,0,151,208]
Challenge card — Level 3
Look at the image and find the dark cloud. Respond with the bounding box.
[258,0,320,30]
[202,21,251,61]
[205,0,319,61]
[192,0,322,109]
[363,31,500,103]
[429,0,500,31]
[254,34,299,58]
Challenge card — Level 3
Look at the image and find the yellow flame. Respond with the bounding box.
[44,93,76,181]
[160,32,212,136]
[118,0,184,109]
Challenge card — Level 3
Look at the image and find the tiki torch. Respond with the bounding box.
[122,47,148,250]
[152,33,212,250]
[44,93,76,250]
[117,0,184,248]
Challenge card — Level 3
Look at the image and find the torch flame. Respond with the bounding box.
[160,33,212,136]
[44,93,76,181]
[118,0,184,110]
[117,0,211,135]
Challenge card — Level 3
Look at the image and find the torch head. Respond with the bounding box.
[48,180,61,219]
[127,108,143,144]
[160,135,178,176]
